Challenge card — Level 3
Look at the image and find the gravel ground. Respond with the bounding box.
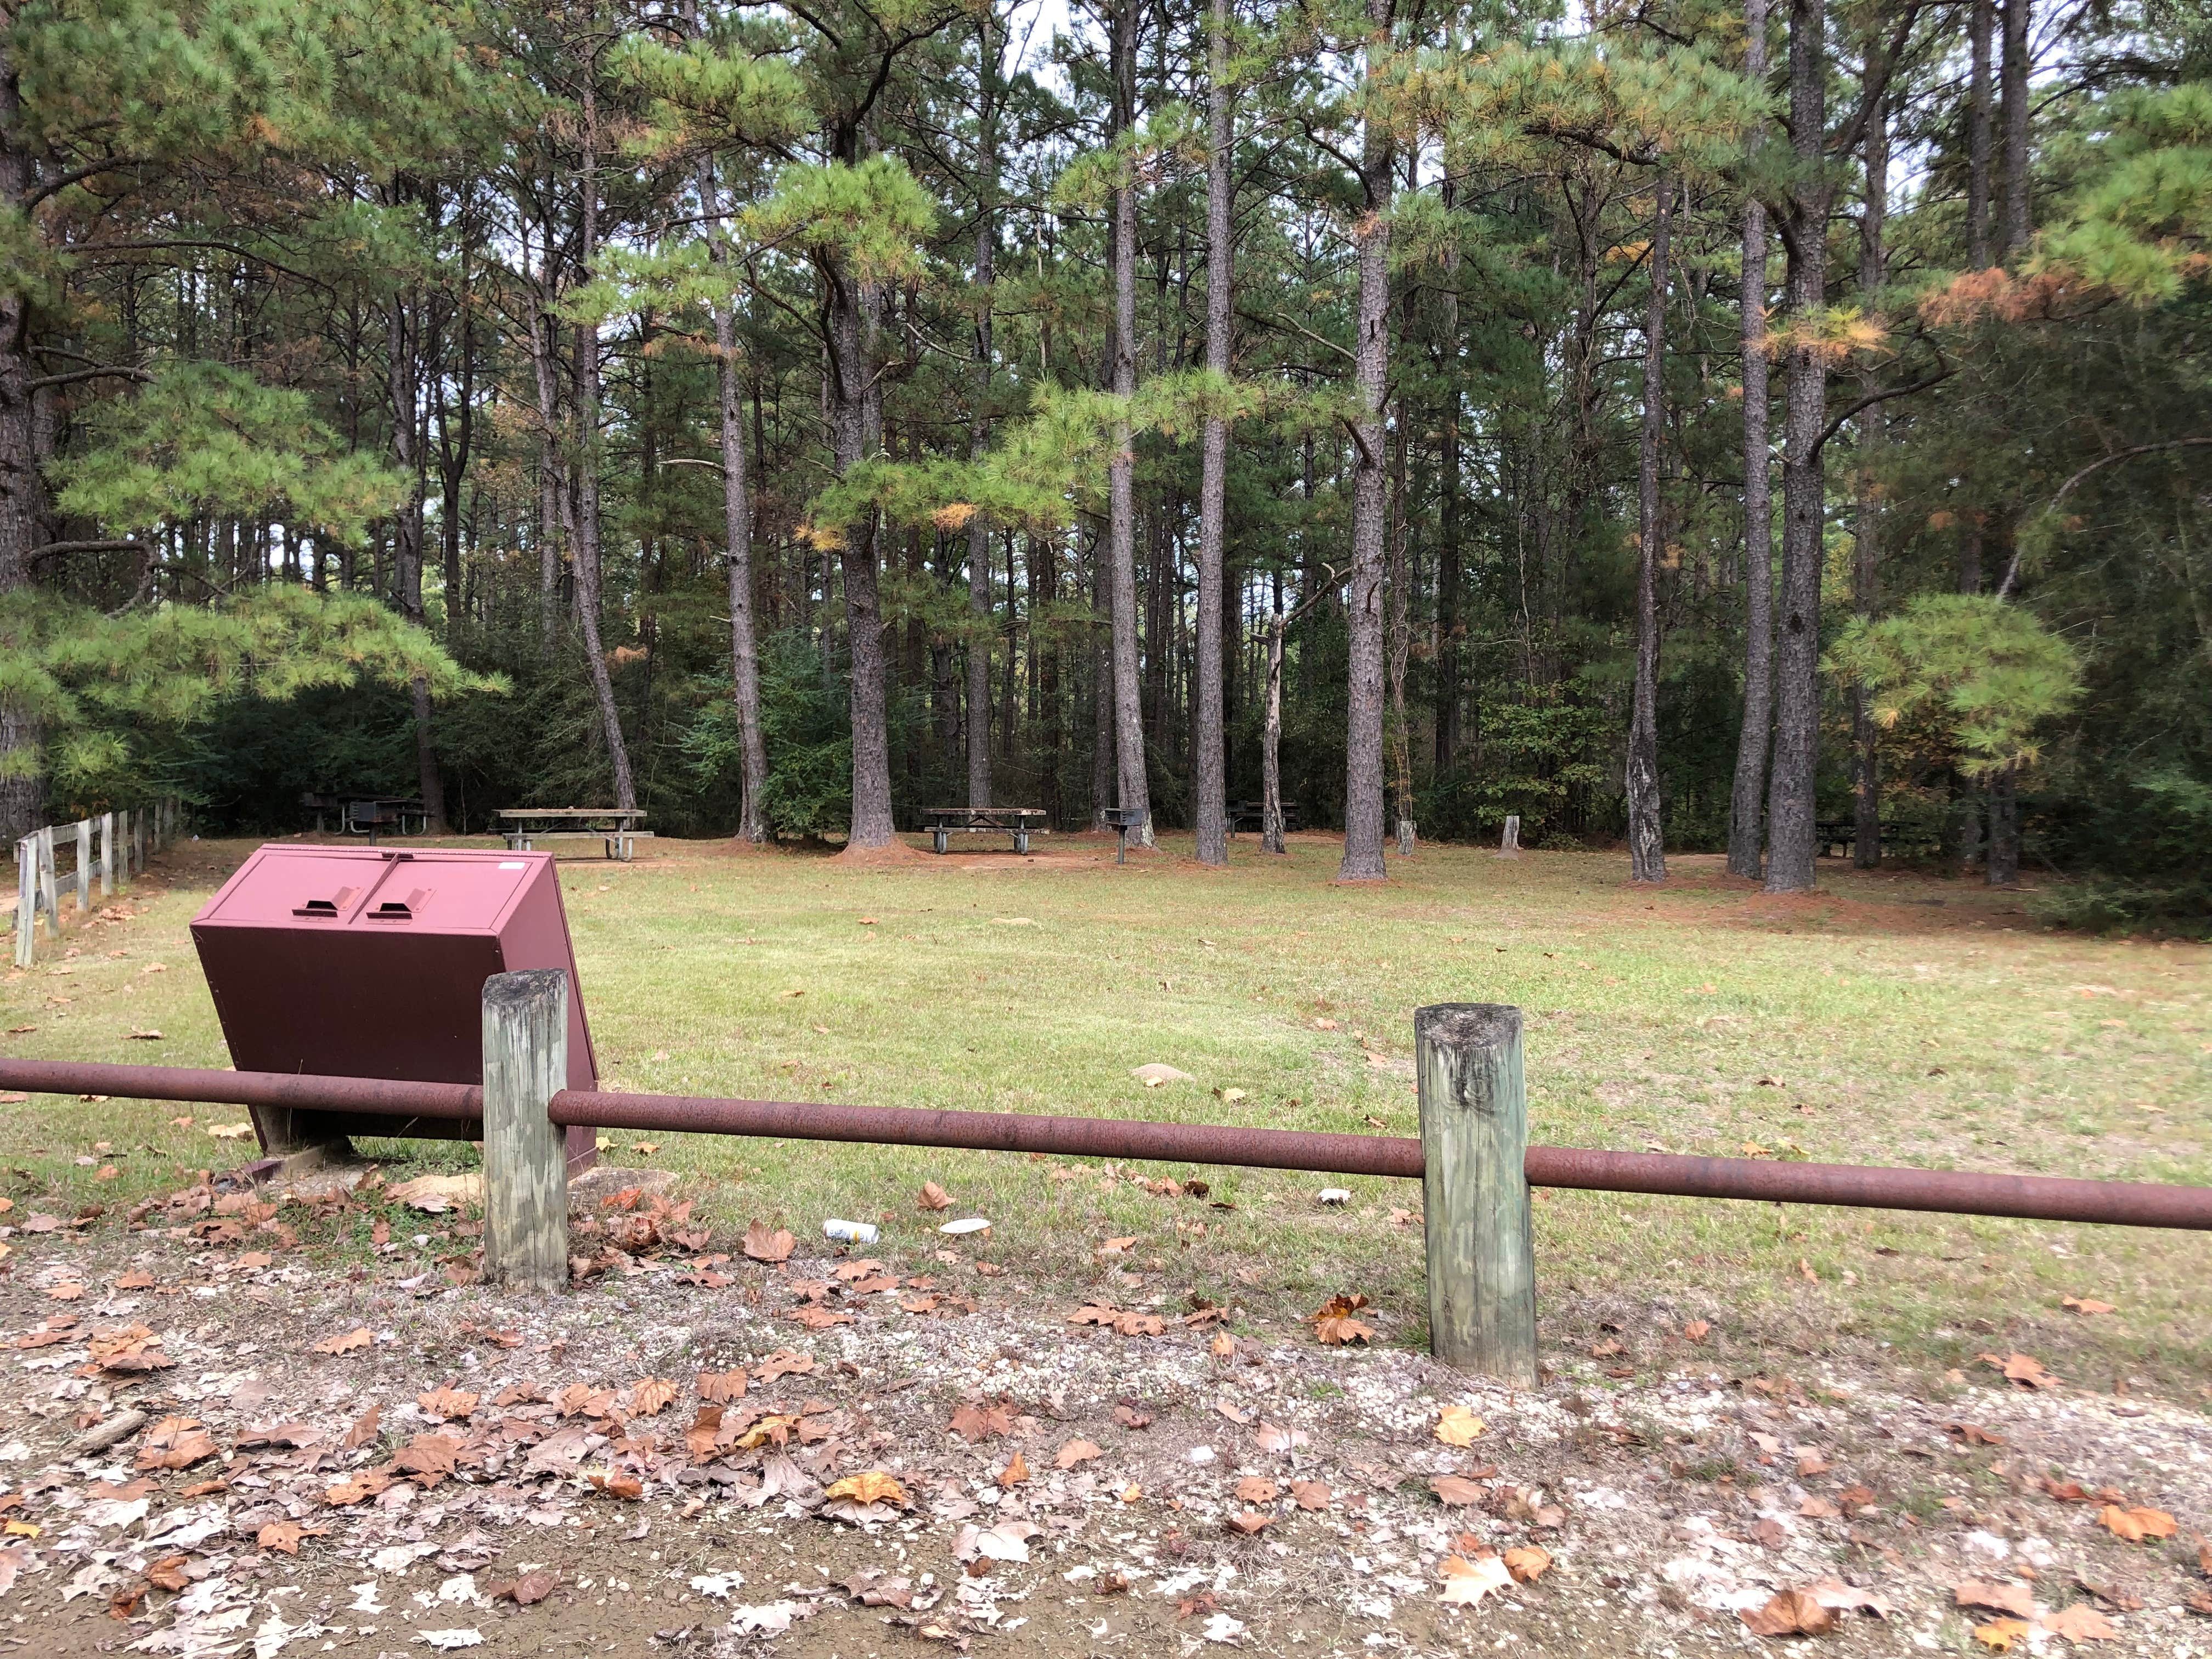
[0,1170,2207,1658]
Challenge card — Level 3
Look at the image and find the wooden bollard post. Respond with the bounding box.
[482,969,571,1291]
[99,812,114,899]
[1416,1003,1537,1383]
[13,838,33,968]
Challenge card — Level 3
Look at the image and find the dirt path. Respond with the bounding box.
[1,1171,2207,1658]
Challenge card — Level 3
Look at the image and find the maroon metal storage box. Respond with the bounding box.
[190,845,598,1171]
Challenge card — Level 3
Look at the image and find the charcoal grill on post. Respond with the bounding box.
[190,845,599,1173]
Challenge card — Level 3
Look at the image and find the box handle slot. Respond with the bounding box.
[366,887,432,921]
[291,886,359,918]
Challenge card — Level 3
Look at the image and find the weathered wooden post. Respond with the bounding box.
[481,969,571,1291]
[14,838,33,968]
[132,807,146,873]
[72,820,90,913]
[98,812,114,899]
[1416,1003,1537,1384]
[1497,815,1521,857]
[36,829,57,939]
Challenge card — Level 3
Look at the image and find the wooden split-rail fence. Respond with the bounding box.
[12,798,183,967]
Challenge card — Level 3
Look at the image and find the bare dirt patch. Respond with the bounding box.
[2,1176,2206,1658]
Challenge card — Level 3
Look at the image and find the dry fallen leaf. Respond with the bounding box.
[1438,1553,1512,1607]
[588,1472,644,1500]
[1430,1475,1487,1507]
[1289,1480,1331,1511]
[416,1388,479,1421]
[314,1327,373,1355]
[135,1417,217,1471]
[1683,1319,1711,1342]
[1233,1477,1279,1505]
[1974,1617,2032,1651]
[255,1520,326,1555]
[917,1182,952,1211]
[1503,1546,1551,1583]
[1957,1583,2036,1619]
[823,1471,909,1508]
[2062,1296,2117,1316]
[490,1570,557,1606]
[1980,1351,2058,1389]
[698,1370,748,1402]
[1054,1439,1103,1470]
[2039,1604,2120,1643]
[1741,1589,1838,1637]
[1434,1405,1485,1447]
[628,1378,679,1417]
[742,1221,795,1263]
[2098,1504,2176,1543]
[996,1452,1030,1489]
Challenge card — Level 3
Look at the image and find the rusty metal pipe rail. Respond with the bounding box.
[2,1058,2208,1231]
[0,1060,482,1121]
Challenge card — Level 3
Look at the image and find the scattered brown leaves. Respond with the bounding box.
[824,1471,909,1508]
[2040,1604,2119,1643]
[1055,1440,1102,1470]
[1309,1293,1374,1346]
[1503,1546,1551,1583]
[917,1182,952,1211]
[489,1571,557,1606]
[313,1327,372,1355]
[415,1388,478,1421]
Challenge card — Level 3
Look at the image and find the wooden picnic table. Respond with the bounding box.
[498,807,651,862]
[1228,799,1299,834]
[921,806,1048,855]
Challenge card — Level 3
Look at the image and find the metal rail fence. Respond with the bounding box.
[5,980,2207,1381]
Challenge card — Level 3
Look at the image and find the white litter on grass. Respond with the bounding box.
[1203,1613,1248,1643]
[347,1583,387,1613]
[374,1543,441,1573]
[1131,1063,1194,1087]
[1317,1188,1352,1205]
[690,1572,744,1598]
[939,1217,991,1235]
[436,1573,479,1605]
[729,1601,803,1635]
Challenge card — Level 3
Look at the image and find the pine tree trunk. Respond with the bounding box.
[1434,182,1463,772]
[1106,0,1152,845]
[1337,0,1393,884]
[1986,762,2019,885]
[386,291,449,832]
[1091,563,1113,830]
[1726,0,1774,881]
[1763,0,1830,894]
[1190,0,1232,867]
[1262,612,1288,854]
[571,84,637,814]
[0,42,45,842]
[1627,173,1669,885]
[828,260,895,847]
[1997,0,2030,259]
[1852,92,1887,871]
[1386,398,1415,856]
[701,256,766,843]
[1967,0,1994,267]
[966,14,998,811]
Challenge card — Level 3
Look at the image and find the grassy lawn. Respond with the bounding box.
[4,831,2208,1396]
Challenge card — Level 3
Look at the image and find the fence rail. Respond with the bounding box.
[12,797,182,966]
[5,985,2209,1380]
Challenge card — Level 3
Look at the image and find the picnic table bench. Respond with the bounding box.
[1228,799,1300,834]
[1815,820,1932,859]
[921,806,1048,855]
[499,807,651,862]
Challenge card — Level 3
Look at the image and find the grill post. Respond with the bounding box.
[1417,1004,1537,1383]
[482,969,571,1291]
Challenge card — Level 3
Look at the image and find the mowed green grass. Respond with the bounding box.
[4,832,2209,1393]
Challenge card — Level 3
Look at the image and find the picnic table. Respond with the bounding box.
[304,793,427,843]
[499,807,651,862]
[1228,799,1300,835]
[921,806,1048,855]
